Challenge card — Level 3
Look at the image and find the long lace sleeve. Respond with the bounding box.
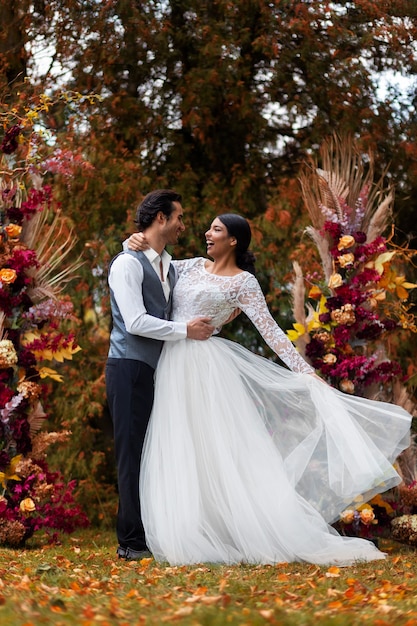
[236,274,315,374]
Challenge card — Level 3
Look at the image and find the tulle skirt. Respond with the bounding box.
[140,337,411,566]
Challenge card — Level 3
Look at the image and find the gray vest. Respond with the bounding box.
[108,250,176,368]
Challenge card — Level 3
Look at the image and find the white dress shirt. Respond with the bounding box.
[144,248,171,301]
[108,248,187,340]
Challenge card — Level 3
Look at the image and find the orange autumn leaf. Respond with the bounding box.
[82,605,96,619]
[325,566,341,577]
[199,595,223,605]
[327,600,344,610]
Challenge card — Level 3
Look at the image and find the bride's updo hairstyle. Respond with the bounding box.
[218,213,256,275]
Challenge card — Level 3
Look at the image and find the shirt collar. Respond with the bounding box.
[143,248,172,276]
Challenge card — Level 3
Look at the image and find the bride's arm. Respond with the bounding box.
[236,274,316,375]
[123,233,190,274]
[125,235,241,327]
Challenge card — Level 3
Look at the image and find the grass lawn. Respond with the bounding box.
[0,528,416,625]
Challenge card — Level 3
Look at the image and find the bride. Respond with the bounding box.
[127,213,411,566]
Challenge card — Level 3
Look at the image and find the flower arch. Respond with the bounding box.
[0,95,94,545]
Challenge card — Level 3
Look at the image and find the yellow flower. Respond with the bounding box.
[38,367,64,383]
[337,235,355,250]
[0,268,17,284]
[0,455,22,489]
[338,253,355,268]
[19,497,36,513]
[371,251,396,275]
[368,290,386,305]
[21,331,81,363]
[379,268,417,300]
[369,494,394,515]
[4,223,22,238]
[328,273,343,289]
[52,344,82,363]
[0,339,18,368]
[308,285,322,300]
[287,323,307,342]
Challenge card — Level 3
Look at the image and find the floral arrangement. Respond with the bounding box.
[286,136,417,541]
[336,494,396,539]
[0,95,93,545]
[339,503,378,534]
[287,135,417,398]
[391,515,417,545]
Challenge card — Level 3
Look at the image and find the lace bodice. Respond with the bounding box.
[172,257,314,374]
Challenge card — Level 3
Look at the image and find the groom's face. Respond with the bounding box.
[162,202,185,246]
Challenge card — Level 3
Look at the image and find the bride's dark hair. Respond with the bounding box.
[217,213,256,275]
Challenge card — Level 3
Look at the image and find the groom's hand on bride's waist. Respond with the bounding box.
[186,317,215,340]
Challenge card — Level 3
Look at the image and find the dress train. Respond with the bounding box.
[140,336,410,565]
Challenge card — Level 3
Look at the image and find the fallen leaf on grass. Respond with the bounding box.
[325,566,340,578]
[185,593,225,606]
[327,588,342,597]
[172,607,193,617]
[327,600,344,610]
[259,609,274,620]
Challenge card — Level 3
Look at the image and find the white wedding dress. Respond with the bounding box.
[140,258,411,565]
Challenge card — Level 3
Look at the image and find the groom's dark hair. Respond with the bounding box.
[135,189,182,231]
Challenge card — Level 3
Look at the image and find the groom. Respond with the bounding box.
[106,189,214,560]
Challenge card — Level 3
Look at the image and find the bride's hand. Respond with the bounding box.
[224,308,241,325]
[128,232,149,251]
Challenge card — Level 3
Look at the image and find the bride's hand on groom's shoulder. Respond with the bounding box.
[128,232,149,251]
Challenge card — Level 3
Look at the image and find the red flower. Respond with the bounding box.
[20,186,52,219]
[353,231,367,243]
[1,125,21,155]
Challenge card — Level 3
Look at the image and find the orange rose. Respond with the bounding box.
[337,235,355,250]
[338,253,355,268]
[328,273,343,289]
[19,497,36,513]
[322,353,337,364]
[4,224,22,239]
[340,509,355,524]
[359,508,376,525]
[0,268,17,284]
[340,379,355,394]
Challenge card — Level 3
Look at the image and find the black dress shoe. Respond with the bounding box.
[117,545,152,560]
[124,547,152,560]
[116,545,127,559]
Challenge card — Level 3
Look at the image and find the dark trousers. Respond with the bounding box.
[105,358,155,551]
